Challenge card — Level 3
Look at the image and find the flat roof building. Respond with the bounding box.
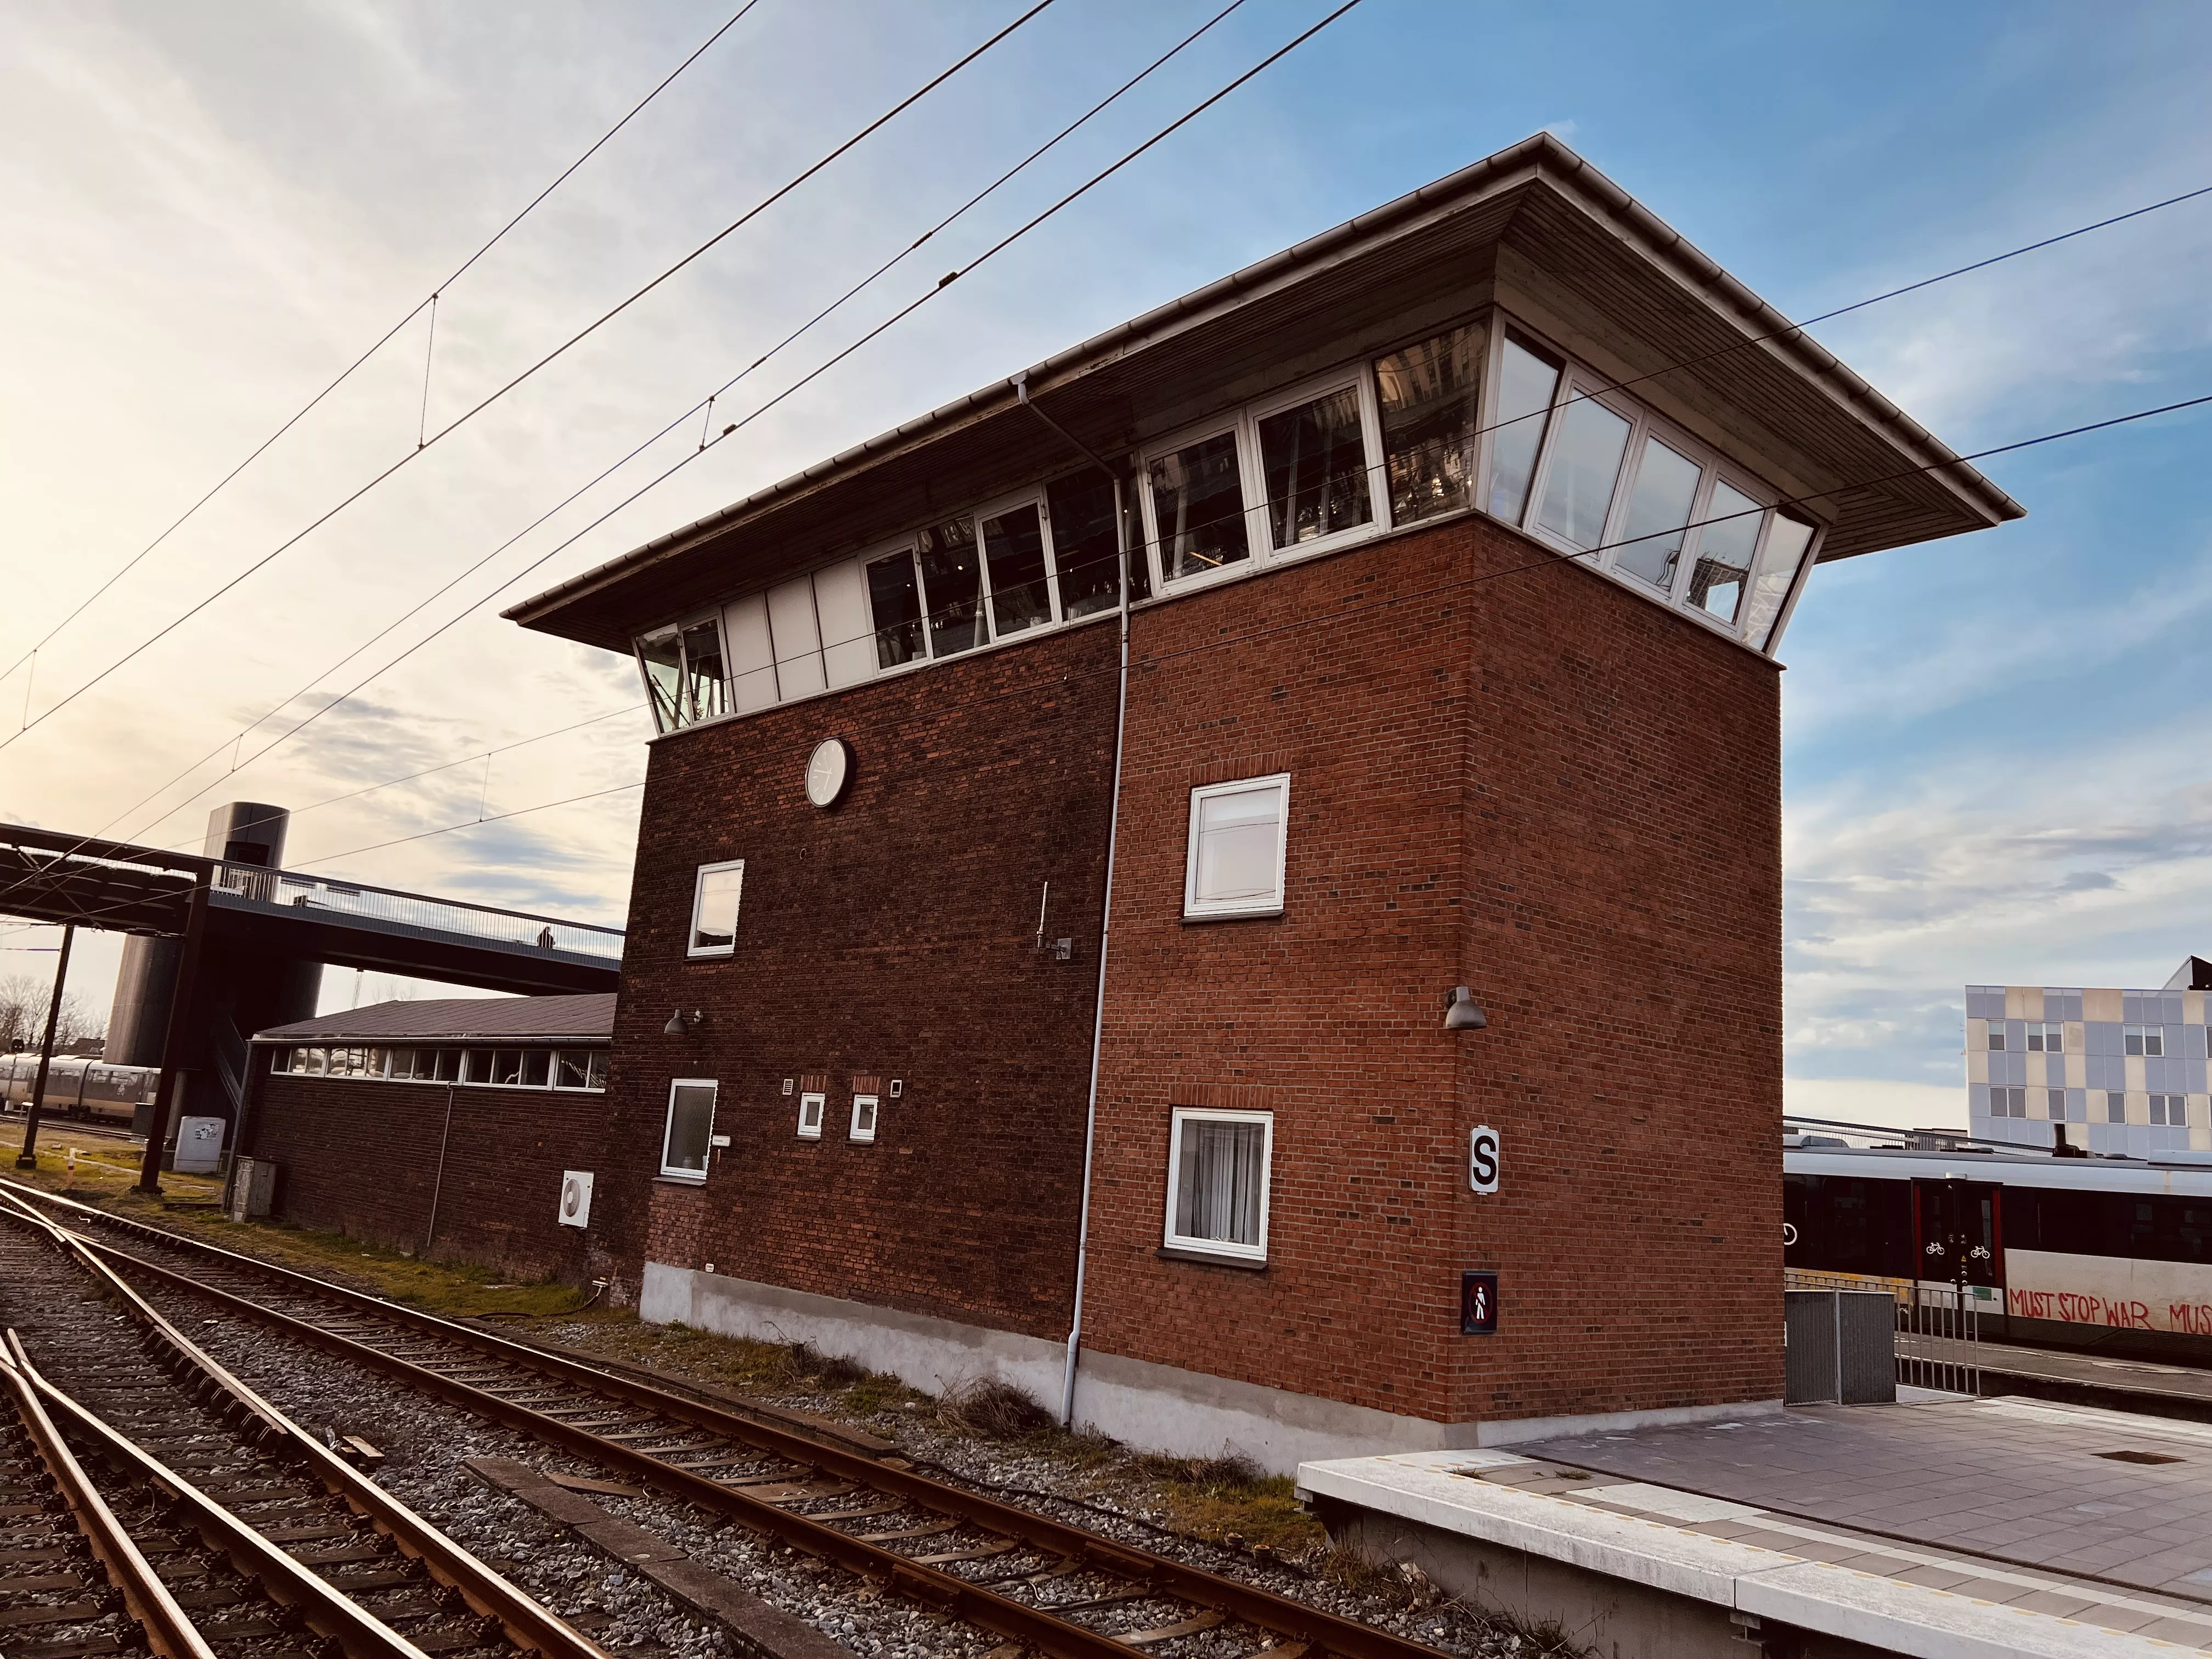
[505,133,2017,1469]
[1968,959,2212,1159]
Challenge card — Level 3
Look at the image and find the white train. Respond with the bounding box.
[1786,1138,2212,1355]
[0,1052,160,1125]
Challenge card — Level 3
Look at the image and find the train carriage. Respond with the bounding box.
[1786,1140,2212,1357]
[0,1052,159,1124]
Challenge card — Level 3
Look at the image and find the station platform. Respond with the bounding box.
[1905,1331,2212,1421]
[1297,1396,2212,1659]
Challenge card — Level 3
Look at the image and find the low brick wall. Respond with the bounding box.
[244,1066,610,1283]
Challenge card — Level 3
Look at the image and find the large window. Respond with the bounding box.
[662,1080,716,1179]
[1374,320,1486,524]
[1164,1109,1272,1262]
[274,1043,599,1090]
[689,860,745,957]
[1255,382,1374,550]
[1145,428,1249,581]
[1184,775,1290,919]
[632,306,1829,737]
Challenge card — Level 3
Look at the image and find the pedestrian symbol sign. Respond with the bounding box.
[1460,1269,1498,1335]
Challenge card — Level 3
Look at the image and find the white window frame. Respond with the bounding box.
[1672,462,1778,635]
[1163,1107,1273,1262]
[849,1092,879,1144]
[1244,367,1389,559]
[687,859,746,958]
[1139,413,1252,597]
[797,1090,826,1141]
[860,535,929,674]
[974,487,1062,642]
[1183,773,1291,921]
[661,1077,716,1181]
[1521,370,1642,560]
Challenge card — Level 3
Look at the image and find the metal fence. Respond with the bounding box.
[1784,1268,1981,1400]
[208,861,624,961]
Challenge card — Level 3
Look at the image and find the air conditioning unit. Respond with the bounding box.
[558,1170,594,1228]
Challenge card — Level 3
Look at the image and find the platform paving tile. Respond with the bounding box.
[1522,1396,2212,1607]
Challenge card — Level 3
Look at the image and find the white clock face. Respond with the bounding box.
[805,738,850,808]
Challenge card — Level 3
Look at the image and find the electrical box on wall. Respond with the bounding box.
[558,1170,594,1228]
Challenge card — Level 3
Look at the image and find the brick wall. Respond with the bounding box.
[1079,512,1784,1426]
[245,1068,606,1282]
[596,507,1784,1425]
[590,622,1121,1339]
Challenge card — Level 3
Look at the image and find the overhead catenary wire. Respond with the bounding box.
[108,0,1255,854]
[12,25,2207,916]
[0,0,766,699]
[0,0,1062,753]
[50,384,2202,906]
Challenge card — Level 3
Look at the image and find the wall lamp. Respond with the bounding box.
[1443,986,1487,1031]
[664,1008,705,1036]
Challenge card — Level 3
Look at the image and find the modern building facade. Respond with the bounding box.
[504,134,2018,1470]
[1967,957,2212,1158]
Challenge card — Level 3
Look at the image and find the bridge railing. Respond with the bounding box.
[210,861,624,961]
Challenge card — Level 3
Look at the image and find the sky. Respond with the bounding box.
[2,1,2210,1125]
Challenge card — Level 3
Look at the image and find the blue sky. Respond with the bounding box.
[2,1,2209,1114]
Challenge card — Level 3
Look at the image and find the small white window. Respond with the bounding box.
[849,1093,879,1143]
[1184,775,1289,919]
[797,1091,826,1141]
[1164,1109,1272,1262]
[689,860,745,956]
[662,1079,716,1180]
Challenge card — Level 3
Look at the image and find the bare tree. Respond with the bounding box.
[0,974,103,1053]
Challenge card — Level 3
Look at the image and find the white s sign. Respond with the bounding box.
[1469,1126,1500,1194]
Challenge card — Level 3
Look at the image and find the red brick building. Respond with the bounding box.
[244,995,612,1282]
[504,134,2018,1468]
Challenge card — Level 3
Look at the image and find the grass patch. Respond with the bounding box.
[1135,1453,1322,1555]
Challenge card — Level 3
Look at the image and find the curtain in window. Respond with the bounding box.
[1175,1118,1266,1245]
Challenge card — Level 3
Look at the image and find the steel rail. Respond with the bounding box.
[0,1189,611,1659]
[0,1181,1451,1659]
[0,1339,218,1659]
[5,1330,437,1659]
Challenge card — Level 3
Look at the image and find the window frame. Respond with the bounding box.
[661,1077,717,1181]
[1520,368,1641,556]
[687,859,746,959]
[1139,413,1254,597]
[796,1090,826,1141]
[634,608,729,735]
[1163,1107,1274,1263]
[1243,366,1389,560]
[1183,773,1291,921]
[849,1092,880,1144]
[974,487,1063,642]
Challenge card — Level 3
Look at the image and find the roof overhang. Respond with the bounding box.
[507,132,2022,655]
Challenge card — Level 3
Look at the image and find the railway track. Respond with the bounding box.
[0,1189,613,1659]
[0,1177,1454,1659]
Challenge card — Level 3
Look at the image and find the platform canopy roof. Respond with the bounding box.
[506,131,2022,655]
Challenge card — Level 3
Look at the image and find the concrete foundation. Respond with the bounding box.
[639,1262,1781,1474]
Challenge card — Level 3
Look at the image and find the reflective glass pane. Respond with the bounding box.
[557,1051,590,1090]
[1487,338,1561,521]
[1690,481,1761,624]
[1374,320,1485,524]
[1614,438,1701,590]
[637,627,684,731]
[918,517,985,657]
[1741,511,1815,649]
[664,1084,715,1174]
[585,1052,610,1090]
[866,550,926,668]
[492,1049,526,1086]
[1046,472,1121,619]
[518,1049,551,1087]
[680,618,730,721]
[462,1048,492,1082]
[388,1048,414,1080]
[1534,394,1632,550]
[981,502,1053,636]
[692,865,743,952]
[1193,785,1282,908]
[1173,1118,1266,1246]
[433,1047,460,1082]
[365,1047,389,1079]
[1148,432,1249,580]
[1259,387,1373,548]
